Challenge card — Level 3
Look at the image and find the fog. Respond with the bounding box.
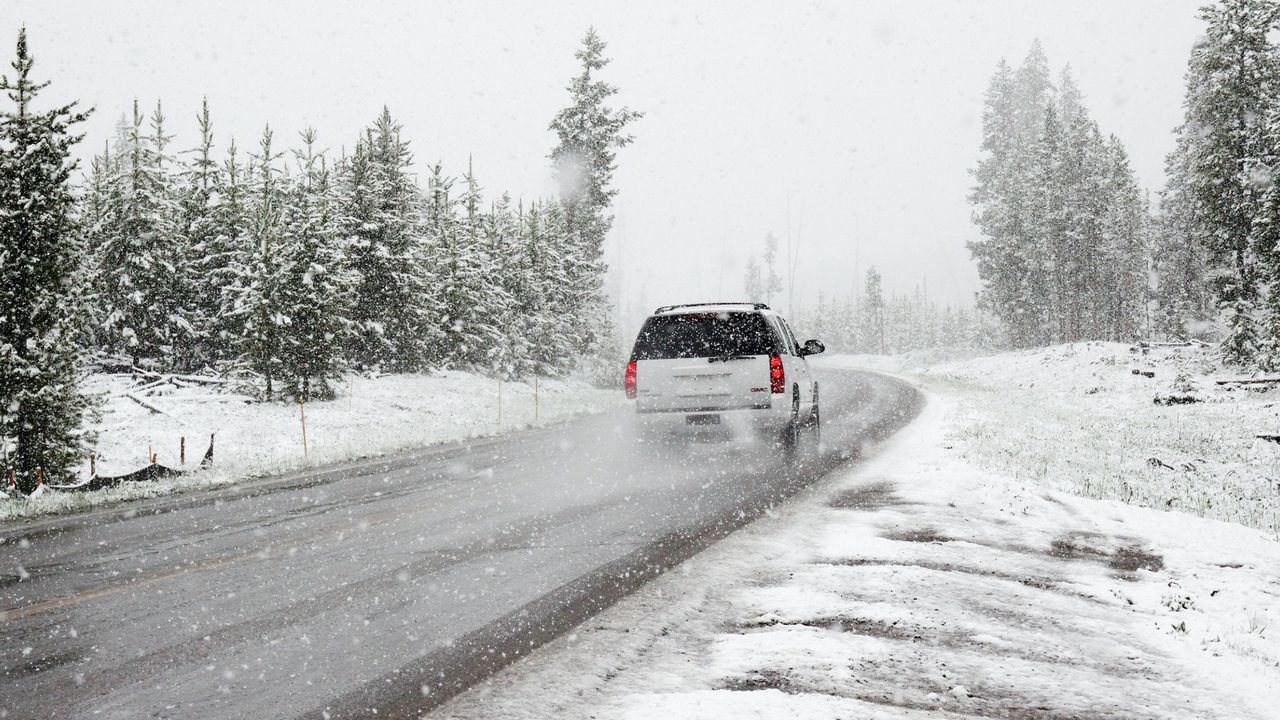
[12,0,1203,334]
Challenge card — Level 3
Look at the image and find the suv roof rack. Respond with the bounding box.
[653,302,770,314]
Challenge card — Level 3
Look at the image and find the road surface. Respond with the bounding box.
[0,368,920,719]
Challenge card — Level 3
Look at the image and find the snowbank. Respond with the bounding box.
[0,371,622,521]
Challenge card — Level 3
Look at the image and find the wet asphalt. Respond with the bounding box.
[0,368,921,719]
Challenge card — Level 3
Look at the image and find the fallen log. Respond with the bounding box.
[123,393,175,417]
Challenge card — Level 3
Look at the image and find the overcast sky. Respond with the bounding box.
[11,0,1205,333]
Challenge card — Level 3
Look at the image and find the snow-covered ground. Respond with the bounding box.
[0,371,621,521]
[916,342,1280,534]
[435,350,1280,719]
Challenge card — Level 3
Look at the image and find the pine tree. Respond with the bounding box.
[969,52,1050,348]
[275,129,347,400]
[94,100,191,369]
[445,161,502,368]
[516,200,574,376]
[0,29,96,489]
[209,140,251,368]
[1100,137,1150,341]
[342,109,432,372]
[180,98,231,370]
[479,192,521,377]
[549,28,641,364]
[79,143,117,354]
[232,126,286,398]
[1178,0,1280,364]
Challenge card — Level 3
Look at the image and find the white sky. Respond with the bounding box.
[11,0,1204,333]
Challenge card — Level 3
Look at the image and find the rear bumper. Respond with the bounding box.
[633,402,791,440]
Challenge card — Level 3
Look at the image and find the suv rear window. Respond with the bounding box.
[631,312,778,360]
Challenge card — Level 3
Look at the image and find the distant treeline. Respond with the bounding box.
[790,267,1000,356]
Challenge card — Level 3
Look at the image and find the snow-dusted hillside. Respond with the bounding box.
[908,342,1280,534]
[0,371,622,521]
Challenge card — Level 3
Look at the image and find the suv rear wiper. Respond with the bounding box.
[707,354,755,363]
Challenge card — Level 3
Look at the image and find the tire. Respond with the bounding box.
[809,384,821,448]
[780,389,801,459]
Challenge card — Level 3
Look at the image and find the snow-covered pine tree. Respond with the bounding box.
[231,126,285,398]
[1177,0,1280,364]
[479,192,521,378]
[79,142,117,354]
[549,28,641,366]
[179,98,233,371]
[209,139,251,368]
[342,109,432,372]
[516,199,574,377]
[1153,144,1211,341]
[0,28,97,489]
[969,52,1050,348]
[147,101,199,370]
[423,162,480,369]
[275,129,348,400]
[443,161,502,368]
[1030,98,1064,344]
[95,100,192,370]
[1099,137,1150,342]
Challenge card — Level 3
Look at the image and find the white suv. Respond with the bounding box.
[624,303,824,450]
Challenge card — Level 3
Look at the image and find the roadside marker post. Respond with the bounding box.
[298,397,309,458]
[180,436,186,465]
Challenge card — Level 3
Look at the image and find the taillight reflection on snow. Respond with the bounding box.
[625,359,637,399]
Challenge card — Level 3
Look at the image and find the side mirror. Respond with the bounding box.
[800,339,825,357]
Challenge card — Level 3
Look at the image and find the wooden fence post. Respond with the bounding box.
[180,436,186,465]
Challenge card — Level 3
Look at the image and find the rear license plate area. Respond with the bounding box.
[686,414,721,426]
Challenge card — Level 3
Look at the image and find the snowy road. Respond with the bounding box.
[0,368,921,720]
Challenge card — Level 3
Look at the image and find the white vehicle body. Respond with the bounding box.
[624,303,822,444]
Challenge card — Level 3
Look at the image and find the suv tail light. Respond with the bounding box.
[625,360,637,399]
[769,354,785,394]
